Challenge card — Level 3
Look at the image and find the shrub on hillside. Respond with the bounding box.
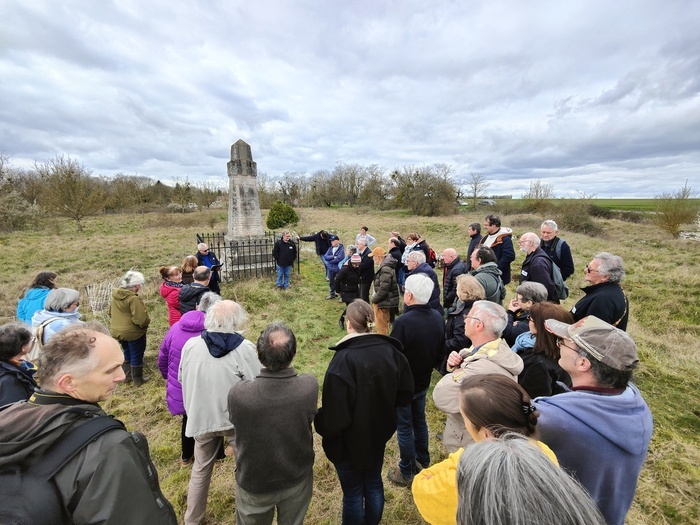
[556,200,604,237]
[266,201,299,230]
[653,182,698,238]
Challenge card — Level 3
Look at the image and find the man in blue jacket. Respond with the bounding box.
[322,235,344,300]
[534,316,653,525]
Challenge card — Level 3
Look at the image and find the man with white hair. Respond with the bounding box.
[433,301,523,453]
[572,252,629,331]
[196,243,221,294]
[518,232,558,302]
[441,248,468,310]
[540,219,575,280]
[179,300,262,525]
[535,316,652,525]
[0,327,177,524]
[406,250,443,316]
[388,274,445,486]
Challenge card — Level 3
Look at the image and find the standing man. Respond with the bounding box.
[299,230,331,279]
[179,266,211,314]
[536,316,653,525]
[196,243,221,294]
[465,223,483,271]
[540,220,575,280]
[572,252,629,331]
[441,248,468,310]
[433,301,523,453]
[228,323,318,525]
[356,239,375,303]
[518,232,557,303]
[478,215,515,285]
[179,300,262,525]
[406,251,443,316]
[272,230,297,290]
[388,274,445,486]
[322,235,344,300]
[0,327,177,524]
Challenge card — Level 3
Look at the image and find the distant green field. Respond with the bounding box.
[492,198,700,212]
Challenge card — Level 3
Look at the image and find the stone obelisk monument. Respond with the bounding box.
[226,139,265,239]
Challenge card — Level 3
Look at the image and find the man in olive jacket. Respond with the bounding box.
[0,327,177,524]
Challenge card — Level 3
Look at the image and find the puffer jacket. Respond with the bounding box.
[158,310,205,415]
[109,288,150,341]
[371,256,399,309]
[335,263,361,302]
[159,281,183,326]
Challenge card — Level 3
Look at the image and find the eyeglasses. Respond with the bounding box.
[585,265,599,273]
[463,315,482,323]
[556,339,578,352]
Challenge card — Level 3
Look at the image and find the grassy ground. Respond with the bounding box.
[2,208,699,524]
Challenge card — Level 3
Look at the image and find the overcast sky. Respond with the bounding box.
[2,0,699,198]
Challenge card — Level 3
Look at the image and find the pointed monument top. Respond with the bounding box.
[231,140,252,162]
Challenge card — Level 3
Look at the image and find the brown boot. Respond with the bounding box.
[122,363,132,384]
[132,365,149,387]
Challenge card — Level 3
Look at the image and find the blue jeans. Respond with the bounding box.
[334,451,385,525]
[276,265,292,288]
[119,334,147,366]
[396,388,430,477]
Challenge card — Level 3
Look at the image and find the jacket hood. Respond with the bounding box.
[112,288,138,300]
[179,310,205,333]
[463,338,523,376]
[179,284,208,302]
[23,287,50,300]
[474,261,502,277]
[32,309,82,324]
[534,383,652,455]
[201,330,246,358]
[380,255,397,269]
[496,227,513,237]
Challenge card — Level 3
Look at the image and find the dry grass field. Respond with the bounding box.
[2,207,699,524]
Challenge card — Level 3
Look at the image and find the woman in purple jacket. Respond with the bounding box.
[158,292,221,464]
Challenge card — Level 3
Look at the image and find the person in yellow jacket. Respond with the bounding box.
[412,374,557,525]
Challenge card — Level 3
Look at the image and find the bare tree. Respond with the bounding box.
[653,181,698,237]
[465,172,490,207]
[522,179,555,215]
[35,156,106,232]
[194,180,221,210]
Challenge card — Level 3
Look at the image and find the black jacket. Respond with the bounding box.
[0,361,38,407]
[178,283,209,314]
[409,263,444,316]
[518,349,571,399]
[390,303,446,392]
[520,247,558,303]
[572,282,629,331]
[443,256,468,309]
[465,233,483,271]
[541,237,575,281]
[504,309,530,348]
[273,238,297,266]
[315,334,413,469]
[299,231,331,256]
[335,264,361,302]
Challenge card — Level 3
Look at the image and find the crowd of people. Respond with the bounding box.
[0,217,652,525]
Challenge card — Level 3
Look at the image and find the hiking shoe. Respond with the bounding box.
[387,466,413,487]
[415,460,429,472]
[325,295,337,300]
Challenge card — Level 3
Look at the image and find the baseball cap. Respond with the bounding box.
[545,316,638,371]
[329,235,339,241]
[370,247,386,258]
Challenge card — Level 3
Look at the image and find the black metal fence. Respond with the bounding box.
[195,231,300,282]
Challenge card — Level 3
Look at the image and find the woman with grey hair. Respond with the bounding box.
[110,271,150,386]
[456,434,604,525]
[572,252,628,330]
[30,287,83,359]
[0,323,39,406]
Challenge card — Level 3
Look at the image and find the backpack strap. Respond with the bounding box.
[35,317,63,348]
[612,293,629,328]
[29,415,126,480]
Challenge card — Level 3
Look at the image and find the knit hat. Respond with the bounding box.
[545,316,638,371]
[350,254,362,265]
[370,247,386,258]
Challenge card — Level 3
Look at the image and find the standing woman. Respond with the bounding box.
[159,266,184,326]
[355,226,377,248]
[315,300,414,525]
[16,271,57,324]
[110,271,150,386]
[181,256,198,285]
[0,323,39,406]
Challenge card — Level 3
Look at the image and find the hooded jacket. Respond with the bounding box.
[109,288,149,341]
[315,333,414,469]
[371,255,399,309]
[158,310,205,416]
[31,309,83,344]
[433,338,523,452]
[179,331,262,437]
[16,287,51,324]
[470,262,505,305]
[409,263,444,316]
[534,384,653,525]
[478,227,515,284]
[160,281,183,326]
[0,392,177,524]
[335,262,361,301]
[178,283,210,315]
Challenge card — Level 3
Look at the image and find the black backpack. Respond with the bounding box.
[0,412,125,525]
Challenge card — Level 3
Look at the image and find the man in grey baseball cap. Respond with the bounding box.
[533,315,653,525]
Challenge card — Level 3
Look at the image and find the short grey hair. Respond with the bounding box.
[44,288,80,312]
[515,282,548,304]
[198,292,222,313]
[407,251,426,264]
[404,274,433,304]
[204,300,248,333]
[471,300,508,337]
[119,271,145,289]
[541,219,558,231]
[594,252,625,283]
[457,434,605,525]
[522,232,540,247]
[197,242,208,250]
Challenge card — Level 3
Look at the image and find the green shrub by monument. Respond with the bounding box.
[266,201,299,229]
